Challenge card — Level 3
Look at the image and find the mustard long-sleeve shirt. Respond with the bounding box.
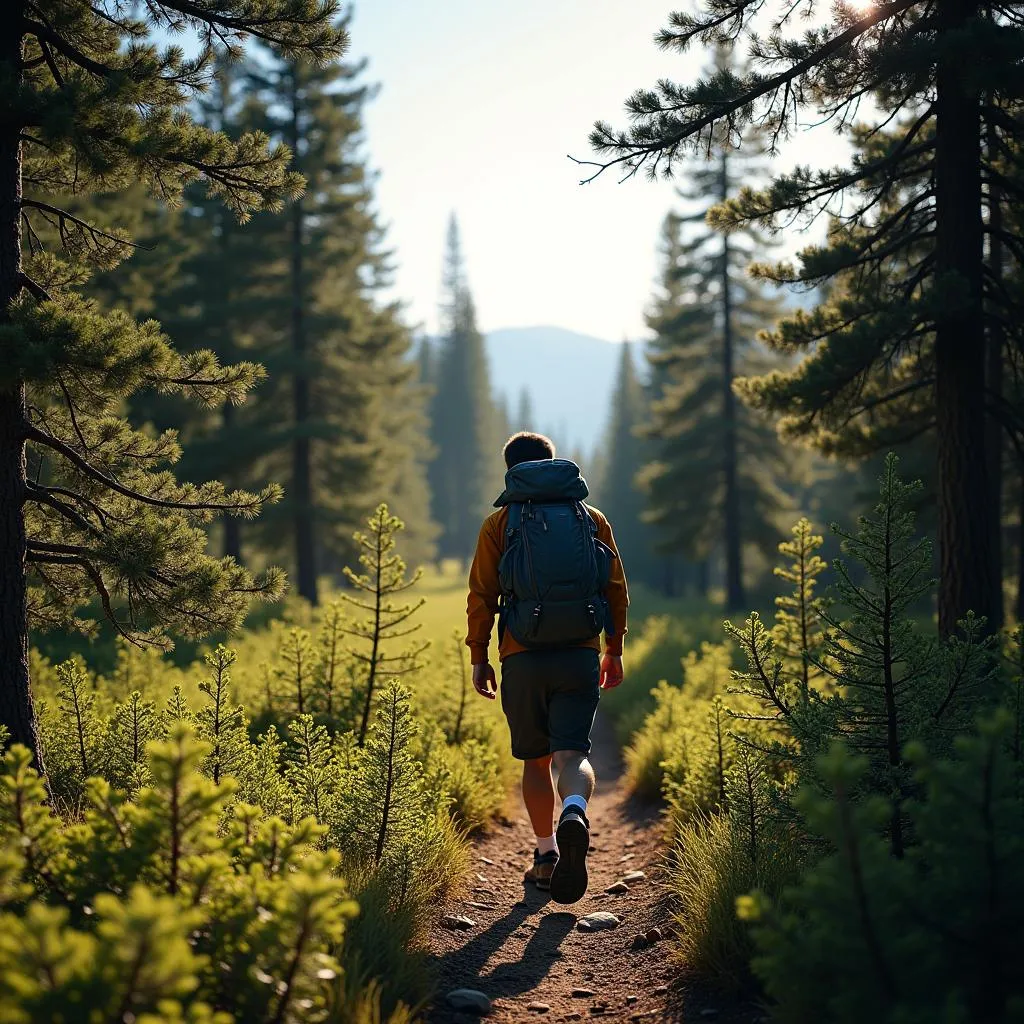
[465,503,629,666]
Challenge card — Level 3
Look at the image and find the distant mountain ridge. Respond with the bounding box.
[485,326,638,458]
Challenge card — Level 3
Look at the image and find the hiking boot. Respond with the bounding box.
[549,805,590,904]
[524,849,558,890]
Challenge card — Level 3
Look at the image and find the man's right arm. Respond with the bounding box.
[466,516,502,666]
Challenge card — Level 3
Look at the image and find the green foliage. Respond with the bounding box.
[625,454,1022,1005]
[596,343,658,586]
[637,78,795,607]
[426,214,503,562]
[341,505,429,746]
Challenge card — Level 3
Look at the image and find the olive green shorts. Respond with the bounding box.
[499,648,600,761]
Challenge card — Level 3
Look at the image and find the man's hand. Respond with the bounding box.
[473,662,498,700]
[600,654,624,690]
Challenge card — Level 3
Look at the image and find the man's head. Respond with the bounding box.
[503,431,556,469]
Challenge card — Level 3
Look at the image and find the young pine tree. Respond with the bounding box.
[338,681,431,870]
[341,505,428,746]
[2,1,343,760]
[772,518,830,703]
[195,644,251,786]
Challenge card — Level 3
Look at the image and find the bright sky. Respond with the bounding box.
[350,0,851,341]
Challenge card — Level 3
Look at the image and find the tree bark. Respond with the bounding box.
[719,151,744,611]
[221,402,242,561]
[934,0,994,636]
[288,62,317,604]
[1017,469,1024,625]
[984,109,1004,630]
[0,15,43,763]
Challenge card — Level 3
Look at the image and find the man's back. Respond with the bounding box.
[465,432,628,905]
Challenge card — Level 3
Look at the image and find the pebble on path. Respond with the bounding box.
[576,912,621,932]
[440,915,476,931]
[446,988,492,1014]
[526,1002,550,1013]
[606,881,630,895]
[626,995,639,1005]
[654,985,669,995]
[571,989,595,998]
[622,870,646,884]
[480,856,495,865]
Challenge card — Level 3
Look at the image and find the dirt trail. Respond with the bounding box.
[427,712,761,1023]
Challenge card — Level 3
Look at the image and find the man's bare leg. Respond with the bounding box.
[522,755,555,839]
[552,750,595,804]
[549,749,595,904]
[521,755,558,890]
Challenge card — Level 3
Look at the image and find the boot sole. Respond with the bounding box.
[549,815,589,904]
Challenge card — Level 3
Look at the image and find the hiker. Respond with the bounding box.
[466,432,628,905]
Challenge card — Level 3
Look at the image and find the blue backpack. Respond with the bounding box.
[495,459,616,648]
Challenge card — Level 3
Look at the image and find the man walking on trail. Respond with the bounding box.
[466,432,628,905]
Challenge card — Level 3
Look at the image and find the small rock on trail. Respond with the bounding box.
[446,989,492,1014]
[577,911,620,932]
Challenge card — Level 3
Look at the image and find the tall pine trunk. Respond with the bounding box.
[934,0,994,636]
[985,111,1004,629]
[1017,472,1024,624]
[222,403,242,560]
[0,18,42,762]
[719,152,743,610]
[288,63,317,604]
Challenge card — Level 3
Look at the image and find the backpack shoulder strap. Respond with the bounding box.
[578,501,598,537]
[506,502,523,537]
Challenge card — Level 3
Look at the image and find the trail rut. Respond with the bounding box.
[426,712,762,1023]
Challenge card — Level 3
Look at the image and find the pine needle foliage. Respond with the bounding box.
[584,0,1024,635]
[2,0,348,760]
[637,66,793,608]
[771,518,830,702]
[196,645,250,786]
[341,505,428,746]
[338,681,435,875]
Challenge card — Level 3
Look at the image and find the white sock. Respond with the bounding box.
[536,833,557,855]
[562,795,588,816]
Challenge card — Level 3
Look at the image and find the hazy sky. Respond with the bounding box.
[350,1,850,341]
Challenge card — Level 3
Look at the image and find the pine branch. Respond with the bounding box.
[575,0,922,183]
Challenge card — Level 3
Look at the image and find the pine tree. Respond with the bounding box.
[104,691,161,793]
[285,714,339,822]
[338,681,431,869]
[340,505,428,746]
[772,518,830,702]
[276,627,317,718]
[585,6,1024,635]
[729,455,998,855]
[239,35,435,594]
[599,343,655,585]
[515,388,536,432]
[2,1,342,760]
[428,214,501,563]
[38,658,103,805]
[195,645,250,786]
[638,128,792,610]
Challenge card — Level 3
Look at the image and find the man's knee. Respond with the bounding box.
[524,754,552,775]
[551,749,588,773]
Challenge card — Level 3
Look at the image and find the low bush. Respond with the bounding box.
[629,456,1024,1013]
[17,504,514,1022]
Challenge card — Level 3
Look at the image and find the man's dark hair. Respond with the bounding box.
[503,431,556,469]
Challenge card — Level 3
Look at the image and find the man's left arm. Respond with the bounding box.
[597,516,628,688]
